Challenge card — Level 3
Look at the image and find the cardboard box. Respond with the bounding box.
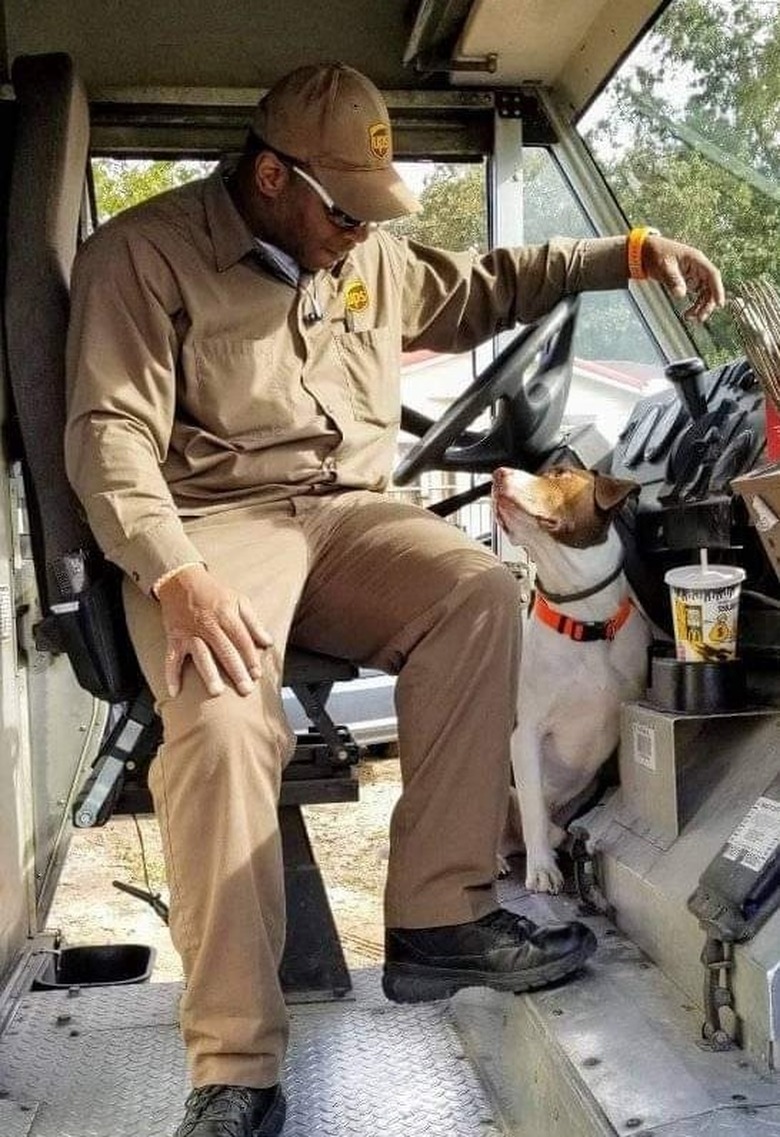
[732,462,780,580]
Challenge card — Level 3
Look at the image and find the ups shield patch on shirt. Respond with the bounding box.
[345,278,370,314]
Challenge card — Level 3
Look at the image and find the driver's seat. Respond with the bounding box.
[4,50,360,998]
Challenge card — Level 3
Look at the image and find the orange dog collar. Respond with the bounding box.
[532,593,634,642]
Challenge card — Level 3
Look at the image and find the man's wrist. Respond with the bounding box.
[627,226,660,281]
[152,561,205,599]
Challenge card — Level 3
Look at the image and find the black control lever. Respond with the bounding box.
[113,879,170,925]
[665,357,708,421]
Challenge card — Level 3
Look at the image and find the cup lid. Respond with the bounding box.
[664,565,746,589]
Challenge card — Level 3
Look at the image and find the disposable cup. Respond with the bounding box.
[664,564,746,663]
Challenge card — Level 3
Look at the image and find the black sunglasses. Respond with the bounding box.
[249,133,368,231]
[289,164,366,231]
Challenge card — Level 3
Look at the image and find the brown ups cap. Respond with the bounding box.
[252,62,421,223]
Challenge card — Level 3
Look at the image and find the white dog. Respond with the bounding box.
[493,465,651,893]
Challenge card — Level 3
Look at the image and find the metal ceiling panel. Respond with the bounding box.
[452,0,669,117]
[0,0,425,90]
[0,0,668,118]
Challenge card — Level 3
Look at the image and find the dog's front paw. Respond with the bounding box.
[525,852,564,894]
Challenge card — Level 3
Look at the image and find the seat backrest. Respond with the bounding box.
[5,52,96,611]
[4,52,143,701]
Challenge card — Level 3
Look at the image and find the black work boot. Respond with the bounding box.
[173,1084,286,1137]
[382,908,596,1004]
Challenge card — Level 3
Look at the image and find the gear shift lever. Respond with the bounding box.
[665,357,708,421]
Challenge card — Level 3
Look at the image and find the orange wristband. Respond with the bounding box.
[627,226,660,280]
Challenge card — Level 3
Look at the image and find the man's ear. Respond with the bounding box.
[253,151,289,199]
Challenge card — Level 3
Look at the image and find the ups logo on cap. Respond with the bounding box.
[368,122,390,161]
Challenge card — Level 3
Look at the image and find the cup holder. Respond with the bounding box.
[647,642,747,714]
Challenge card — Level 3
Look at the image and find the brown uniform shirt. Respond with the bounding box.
[65,169,629,595]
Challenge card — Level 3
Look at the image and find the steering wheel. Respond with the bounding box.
[394,295,580,485]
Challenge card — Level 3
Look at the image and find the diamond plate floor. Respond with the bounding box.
[0,974,505,1137]
[0,1099,39,1137]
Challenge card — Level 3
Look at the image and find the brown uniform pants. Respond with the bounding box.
[124,490,520,1089]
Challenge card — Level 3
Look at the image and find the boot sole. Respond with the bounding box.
[382,929,597,1004]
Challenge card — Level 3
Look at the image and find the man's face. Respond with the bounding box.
[273,166,371,272]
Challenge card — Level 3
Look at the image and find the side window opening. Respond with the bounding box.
[90,157,216,225]
[522,146,667,446]
[391,160,493,541]
[581,0,780,367]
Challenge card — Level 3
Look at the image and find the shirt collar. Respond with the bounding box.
[203,166,256,272]
[253,238,301,287]
[204,166,303,284]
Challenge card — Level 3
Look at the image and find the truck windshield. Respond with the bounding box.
[582,0,780,366]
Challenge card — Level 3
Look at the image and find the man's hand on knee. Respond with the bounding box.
[156,565,274,698]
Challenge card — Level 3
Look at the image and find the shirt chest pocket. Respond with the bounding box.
[189,336,306,440]
[331,326,399,428]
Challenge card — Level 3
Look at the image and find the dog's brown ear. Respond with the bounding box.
[593,473,640,514]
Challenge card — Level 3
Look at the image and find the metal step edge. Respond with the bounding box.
[450,925,780,1137]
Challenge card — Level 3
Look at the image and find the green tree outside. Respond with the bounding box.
[389,163,487,251]
[584,0,780,361]
[92,159,213,222]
